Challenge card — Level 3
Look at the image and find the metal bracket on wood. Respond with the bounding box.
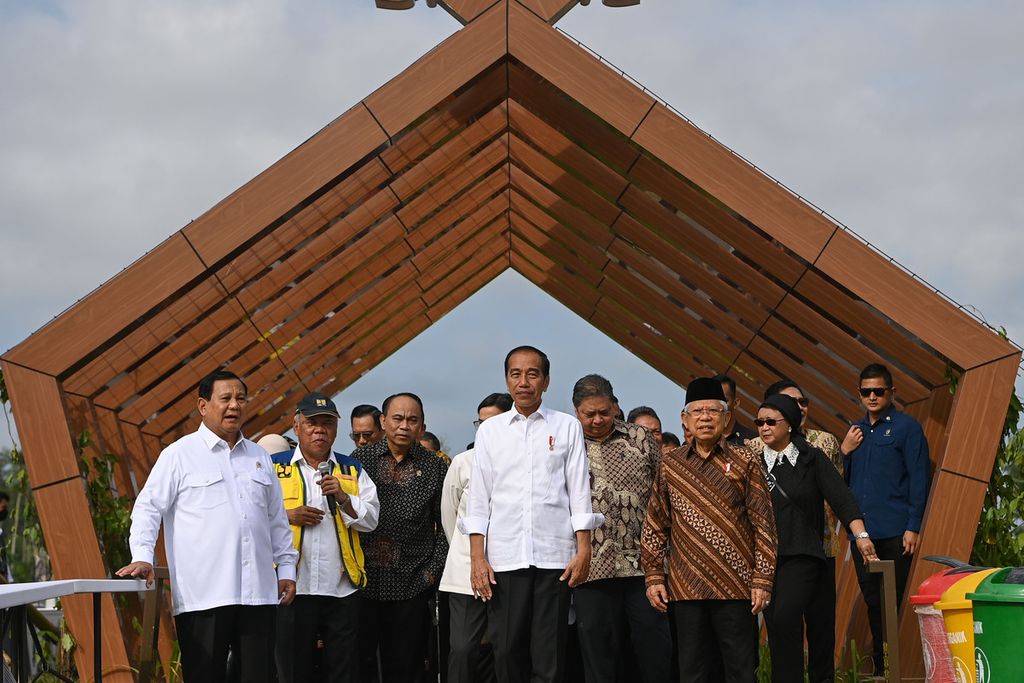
[868,559,901,682]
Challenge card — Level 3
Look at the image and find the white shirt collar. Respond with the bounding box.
[507,403,549,424]
[291,446,338,470]
[197,422,246,451]
[763,442,799,471]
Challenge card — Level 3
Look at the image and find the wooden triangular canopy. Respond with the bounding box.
[2,2,1018,678]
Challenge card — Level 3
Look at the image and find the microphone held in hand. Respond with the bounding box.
[317,461,337,516]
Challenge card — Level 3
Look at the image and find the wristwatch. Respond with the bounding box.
[855,532,871,540]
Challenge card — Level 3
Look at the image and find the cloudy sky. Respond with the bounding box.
[2,1,1022,454]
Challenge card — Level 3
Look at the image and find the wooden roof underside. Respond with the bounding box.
[1,2,1019,678]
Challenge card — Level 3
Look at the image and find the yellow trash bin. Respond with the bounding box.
[935,567,999,683]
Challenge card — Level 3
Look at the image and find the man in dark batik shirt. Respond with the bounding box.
[353,392,448,683]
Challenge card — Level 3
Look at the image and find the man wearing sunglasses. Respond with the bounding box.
[844,363,930,675]
[349,404,384,450]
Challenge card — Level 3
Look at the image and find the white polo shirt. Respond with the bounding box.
[460,405,604,571]
[128,423,298,615]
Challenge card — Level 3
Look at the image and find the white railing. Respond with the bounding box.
[0,578,151,682]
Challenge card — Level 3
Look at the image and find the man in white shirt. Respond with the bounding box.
[461,346,604,683]
[272,392,380,683]
[439,392,512,683]
[117,370,298,683]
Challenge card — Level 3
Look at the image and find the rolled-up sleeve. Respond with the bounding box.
[341,468,379,533]
[459,433,493,537]
[564,420,604,532]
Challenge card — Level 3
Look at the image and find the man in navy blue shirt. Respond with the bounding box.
[843,363,930,674]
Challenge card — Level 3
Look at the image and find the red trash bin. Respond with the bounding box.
[910,566,983,683]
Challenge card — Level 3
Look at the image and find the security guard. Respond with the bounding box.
[272,392,380,683]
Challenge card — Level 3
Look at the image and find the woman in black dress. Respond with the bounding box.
[755,394,877,683]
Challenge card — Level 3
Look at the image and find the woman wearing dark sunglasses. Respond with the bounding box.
[754,394,876,683]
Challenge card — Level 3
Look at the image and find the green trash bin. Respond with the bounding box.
[966,567,1024,682]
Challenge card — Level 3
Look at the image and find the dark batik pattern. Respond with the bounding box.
[584,420,660,582]
[352,440,448,601]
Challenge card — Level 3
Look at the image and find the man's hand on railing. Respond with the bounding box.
[115,561,155,587]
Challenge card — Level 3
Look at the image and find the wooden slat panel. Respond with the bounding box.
[4,234,207,377]
[406,167,508,252]
[508,2,654,136]
[508,99,628,200]
[365,2,506,136]
[606,235,756,347]
[391,103,507,201]
[34,478,133,681]
[238,189,400,317]
[937,354,1018,481]
[610,210,770,330]
[510,165,615,247]
[816,230,1016,371]
[63,278,229,398]
[2,363,82,485]
[510,239,601,311]
[184,105,388,265]
[628,154,808,287]
[509,191,609,270]
[122,422,159,490]
[619,185,787,316]
[509,212,604,287]
[792,270,949,387]
[509,61,640,174]
[379,64,507,174]
[422,238,509,307]
[427,252,510,322]
[415,207,509,291]
[398,135,508,229]
[509,133,621,225]
[631,104,835,262]
[773,296,933,404]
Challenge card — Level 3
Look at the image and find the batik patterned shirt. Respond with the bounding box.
[641,438,777,600]
[583,420,660,582]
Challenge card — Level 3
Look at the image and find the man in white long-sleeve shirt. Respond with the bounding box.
[272,392,380,683]
[460,346,604,683]
[117,370,298,683]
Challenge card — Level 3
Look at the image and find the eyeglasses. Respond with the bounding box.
[349,431,376,441]
[754,418,785,427]
[686,407,725,417]
[472,419,484,428]
[794,397,810,407]
[858,387,890,398]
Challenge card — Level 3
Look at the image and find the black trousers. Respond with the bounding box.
[175,604,275,683]
[276,593,362,683]
[670,600,757,683]
[447,592,496,683]
[488,567,570,683]
[764,556,834,683]
[851,536,912,673]
[358,591,431,683]
[804,557,837,681]
[574,577,672,683]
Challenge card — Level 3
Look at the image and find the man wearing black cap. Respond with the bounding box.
[272,392,380,683]
[641,377,777,682]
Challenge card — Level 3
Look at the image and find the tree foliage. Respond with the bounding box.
[971,386,1024,567]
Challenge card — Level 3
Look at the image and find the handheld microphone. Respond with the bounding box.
[317,461,337,516]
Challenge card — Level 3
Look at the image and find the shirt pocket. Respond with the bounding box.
[247,470,274,508]
[182,471,228,509]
